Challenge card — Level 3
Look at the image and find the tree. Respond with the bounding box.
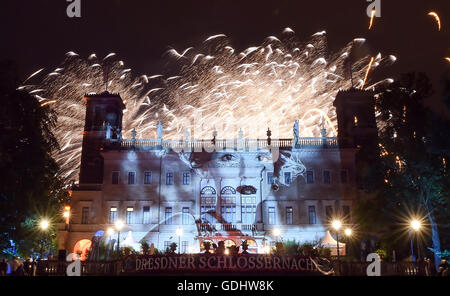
[0,60,67,257]
[356,73,450,270]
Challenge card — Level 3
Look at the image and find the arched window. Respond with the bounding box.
[73,239,92,261]
[201,186,217,224]
[221,186,236,195]
[201,186,216,195]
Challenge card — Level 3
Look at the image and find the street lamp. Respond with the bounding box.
[39,219,50,259]
[273,228,282,242]
[344,228,352,237]
[331,219,342,275]
[409,219,422,262]
[115,220,124,252]
[176,228,183,254]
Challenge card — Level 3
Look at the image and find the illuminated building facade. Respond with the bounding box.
[58,88,377,255]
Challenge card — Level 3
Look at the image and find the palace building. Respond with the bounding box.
[58,88,377,257]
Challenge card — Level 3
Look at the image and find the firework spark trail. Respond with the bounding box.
[369,9,376,30]
[362,57,375,89]
[24,29,395,182]
[446,57,450,63]
[428,11,442,31]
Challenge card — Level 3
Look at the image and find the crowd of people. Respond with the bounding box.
[0,257,38,276]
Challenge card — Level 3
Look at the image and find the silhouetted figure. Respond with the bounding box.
[0,259,8,276]
[215,241,225,255]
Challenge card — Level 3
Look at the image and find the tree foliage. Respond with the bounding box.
[356,73,450,267]
[0,60,67,257]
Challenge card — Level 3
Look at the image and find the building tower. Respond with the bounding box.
[79,91,126,184]
[333,88,378,149]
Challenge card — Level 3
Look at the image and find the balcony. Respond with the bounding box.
[199,223,258,233]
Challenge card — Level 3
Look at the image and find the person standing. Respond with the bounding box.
[0,259,8,276]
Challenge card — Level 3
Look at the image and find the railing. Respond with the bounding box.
[338,261,426,276]
[109,137,339,150]
[199,223,257,232]
[37,260,119,276]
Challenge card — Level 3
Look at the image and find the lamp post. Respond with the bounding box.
[273,228,281,242]
[409,219,421,262]
[115,220,124,252]
[331,220,342,275]
[39,219,50,259]
[176,228,183,254]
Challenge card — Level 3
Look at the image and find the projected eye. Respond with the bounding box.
[221,154,235,161]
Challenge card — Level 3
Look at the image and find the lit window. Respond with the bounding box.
[182,207,190,225]
[306,171,314,184]
[126,207,134,224]
[286,207,293,225]
[112,172,119,184]
[166,173,174,185]
[144,171,152,184]
[323,170,331,184]
[165,207,172,225]
[109,207,117,224]
[268,207,275,225]
[128,172,136,185]
[143,206,151,224]
[183,172,190,185]
[308,206,316,225]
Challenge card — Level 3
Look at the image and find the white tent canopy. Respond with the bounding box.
[319,231,346,256]
[120,231,141,251]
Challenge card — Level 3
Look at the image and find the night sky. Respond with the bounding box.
[1,0,449,113]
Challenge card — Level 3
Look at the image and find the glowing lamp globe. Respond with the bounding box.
[331,220,342,231]
[40,219,49,230]
[344,228,352,237]
[115,220,124,231]
[273,228,281,237]
[411,220,421,231]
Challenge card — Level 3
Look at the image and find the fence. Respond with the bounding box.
[36,259,426,276]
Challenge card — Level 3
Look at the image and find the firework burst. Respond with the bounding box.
[23,29,395,182]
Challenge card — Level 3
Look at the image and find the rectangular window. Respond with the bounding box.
[267,172,274,185]
[182,207,190,225]
[166,173,174,185]
[165,207,172,225]
[323,170,331,184]
[342,205,351,223]
[284,172,292,185]
[308,206,317,225]
[128,172,136,185]
[306,171,314,184]
[241,205,256,224]
[183,173,190,185]
[112,172,119,184]
[126,207,134,224]
[109,207,117,224]
[182,241,188,254]
[164,241,171,251]
[144,171,152,184]
[142,206,151,224]
[325,206,333,221]
[221,206,236,224]
[268,207,275,225]
[81,207,89,224]
[341,170,348,184]
[286,207,293,225]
